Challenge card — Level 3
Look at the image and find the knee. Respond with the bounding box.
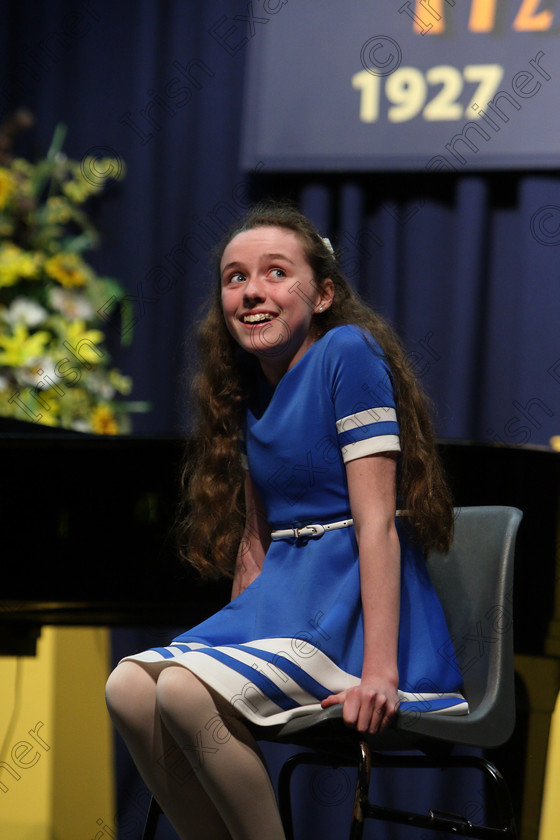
[105,661,154,727]
[155,666,207,728]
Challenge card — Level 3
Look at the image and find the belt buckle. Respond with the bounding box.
[295,524,325,539]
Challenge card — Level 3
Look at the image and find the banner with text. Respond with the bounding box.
[239,0,560,171]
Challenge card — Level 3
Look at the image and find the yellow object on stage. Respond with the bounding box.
[0,627,116,840]
[539,689,560,840]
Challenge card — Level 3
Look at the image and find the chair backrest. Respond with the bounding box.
[423,505,522,747]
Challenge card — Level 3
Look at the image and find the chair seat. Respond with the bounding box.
[251,703,464,754]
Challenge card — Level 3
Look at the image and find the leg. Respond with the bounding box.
[155,665,286,840]
[106,661,232,840]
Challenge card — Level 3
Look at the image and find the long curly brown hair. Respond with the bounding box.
[178,200,454,578]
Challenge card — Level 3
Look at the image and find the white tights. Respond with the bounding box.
[105,661,286,840]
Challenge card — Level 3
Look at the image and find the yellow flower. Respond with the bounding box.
[46,196,72,225]
[63,179,92,204]
[10,158,33,178]
[59,319,106,367]
[65,319,105,346]
[34,410,60,427]
[0,167,16,211]
[24,388,61,427]
[44,252,91,288]
[0,323,51,366]
[90,403,119,434]
[108,369,132,395]
[0,244,41,287]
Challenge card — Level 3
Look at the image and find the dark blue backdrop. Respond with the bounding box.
[2,2,558,838]
[2,1,558,446]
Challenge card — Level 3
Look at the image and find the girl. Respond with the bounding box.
[106,201,466,840]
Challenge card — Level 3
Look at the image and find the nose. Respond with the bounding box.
[242,273,266,303]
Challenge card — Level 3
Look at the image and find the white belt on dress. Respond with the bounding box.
[270,511,408,541]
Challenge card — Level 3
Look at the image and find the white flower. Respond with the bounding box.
[49,287,94,320]
[87,373,115,399]
[17,357,60,389]
[71,419,92,433]
[321,237,334,255]
[3,297,48,328]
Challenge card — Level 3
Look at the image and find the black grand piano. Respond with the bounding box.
[0,417,233,654]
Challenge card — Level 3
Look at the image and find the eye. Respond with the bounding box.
[227,272,245,284]
[269,267,286,279]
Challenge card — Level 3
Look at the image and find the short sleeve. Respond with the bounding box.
[325,326,401,464]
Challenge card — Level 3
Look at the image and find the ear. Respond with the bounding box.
[315,278,335,314]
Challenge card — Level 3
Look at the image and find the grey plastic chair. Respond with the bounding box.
[141,505,522,840]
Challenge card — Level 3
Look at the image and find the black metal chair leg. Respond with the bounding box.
[277,752,325,840]
[278,747,363,840]
[357,751,518,840]
[277,744,518,840]
[141,795,162,840]
[349,740,371,840]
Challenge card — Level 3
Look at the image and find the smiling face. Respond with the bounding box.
[220,226,334,384]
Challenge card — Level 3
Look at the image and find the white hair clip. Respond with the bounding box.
[321,237,334,255]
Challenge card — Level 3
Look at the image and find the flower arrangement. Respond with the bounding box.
[0,112,145,433]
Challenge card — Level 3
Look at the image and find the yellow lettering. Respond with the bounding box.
[513,0,554,31]
[415,0,445,33]
[469,0,498,32]
[351,70,381,124]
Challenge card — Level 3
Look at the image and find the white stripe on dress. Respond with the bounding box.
[336,406,397,433]
[122,638,468,725]
[341,435,401,463]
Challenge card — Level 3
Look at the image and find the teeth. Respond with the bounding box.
[243,313,275,323]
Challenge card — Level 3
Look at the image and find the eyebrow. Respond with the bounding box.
[221,261,243,275]
[221,253,295,275]
[266,253,295,264]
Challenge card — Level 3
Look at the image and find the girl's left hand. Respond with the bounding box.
[321,679,400,734]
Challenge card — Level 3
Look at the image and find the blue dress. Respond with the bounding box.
[123,326,466,725]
